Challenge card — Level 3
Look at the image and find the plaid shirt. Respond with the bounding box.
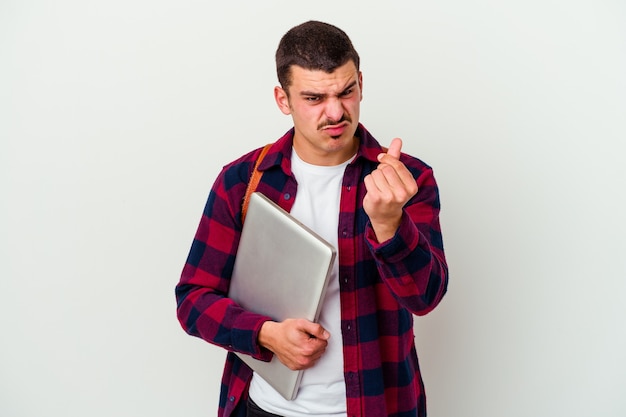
[176,124,448,417]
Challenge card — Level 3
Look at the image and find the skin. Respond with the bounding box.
[258,61,418,371]
[274,61,363,166]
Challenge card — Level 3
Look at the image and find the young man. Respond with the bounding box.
[176,21,448,417]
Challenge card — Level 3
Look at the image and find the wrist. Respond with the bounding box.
[369,218,401,243]
[258,320,277,352]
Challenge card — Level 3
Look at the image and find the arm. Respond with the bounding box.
[176,160,331,367]
[363,139,448,315]
[175,166,274,361]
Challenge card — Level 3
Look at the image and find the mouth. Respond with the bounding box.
[321,121,349,138]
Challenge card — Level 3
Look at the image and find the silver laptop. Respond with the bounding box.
[227,192,336,401]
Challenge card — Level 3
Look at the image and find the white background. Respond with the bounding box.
[1,1,625,416]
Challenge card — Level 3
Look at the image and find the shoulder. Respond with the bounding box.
[218,146,271,191]
[220,129,295,184]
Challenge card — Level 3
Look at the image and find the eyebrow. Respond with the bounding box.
[299,80,358,99]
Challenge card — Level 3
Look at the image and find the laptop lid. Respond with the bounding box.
[228,192,337,400]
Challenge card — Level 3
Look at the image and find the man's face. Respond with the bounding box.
[274,61,363,166]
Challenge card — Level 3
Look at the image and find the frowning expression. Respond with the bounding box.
[274,61,363,166]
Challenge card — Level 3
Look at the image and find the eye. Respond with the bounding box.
[340,88,353,97]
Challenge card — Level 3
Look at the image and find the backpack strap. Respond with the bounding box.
[241,143,273,223]
[241,143,388,223]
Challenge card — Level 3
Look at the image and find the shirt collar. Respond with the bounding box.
[256,123,384,173]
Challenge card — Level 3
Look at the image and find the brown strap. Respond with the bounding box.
[242,144,388,223]
[241,143,272,223]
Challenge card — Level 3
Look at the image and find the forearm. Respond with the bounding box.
[366,207,448,316]
[175,171,275,358]
[176,281,274,358]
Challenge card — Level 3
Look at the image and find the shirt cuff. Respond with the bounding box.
[365,212,421,262]
[231,313,274,362]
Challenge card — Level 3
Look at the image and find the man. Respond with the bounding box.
[176,21,448,417]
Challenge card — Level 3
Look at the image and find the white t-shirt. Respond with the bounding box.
[248,149,352,416]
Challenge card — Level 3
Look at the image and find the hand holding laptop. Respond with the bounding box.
[259,318,330,370]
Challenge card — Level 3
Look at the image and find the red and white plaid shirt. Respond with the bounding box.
[176,124,448,417]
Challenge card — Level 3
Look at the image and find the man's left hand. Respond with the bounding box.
[363,138,418,242]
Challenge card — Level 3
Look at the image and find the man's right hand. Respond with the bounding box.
[258,319,330,370]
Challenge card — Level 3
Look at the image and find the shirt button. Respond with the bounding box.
[283,193,291,200]
[229,396,235,402]
[347,185,352,191]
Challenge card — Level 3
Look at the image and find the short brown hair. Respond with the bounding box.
[275,21,360,90]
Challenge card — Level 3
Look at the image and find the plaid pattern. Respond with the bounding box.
[176,124,448,417]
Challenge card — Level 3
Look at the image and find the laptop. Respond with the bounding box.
[227,192,337,401]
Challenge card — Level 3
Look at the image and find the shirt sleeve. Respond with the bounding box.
[364,166,448,316]
[175,166,274,361]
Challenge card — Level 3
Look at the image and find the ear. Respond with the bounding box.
[358,71,363,101]
[274,86,292,115]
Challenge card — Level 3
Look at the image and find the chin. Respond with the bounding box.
[326,133,357,152]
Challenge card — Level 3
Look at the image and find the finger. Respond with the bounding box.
[305,322,330,340]
[378,167,412,204]
[371,162,419,207]
[377,149,418,192]
[364,170,386,197]
[378,164,405,192]
[386,137,402,159]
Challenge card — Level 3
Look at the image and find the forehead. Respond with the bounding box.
[288,61,359,94]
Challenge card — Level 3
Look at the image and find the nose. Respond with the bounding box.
[324,98,344,123]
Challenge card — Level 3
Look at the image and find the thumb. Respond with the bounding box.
[386,137,403,159]
[303,322,330,340]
